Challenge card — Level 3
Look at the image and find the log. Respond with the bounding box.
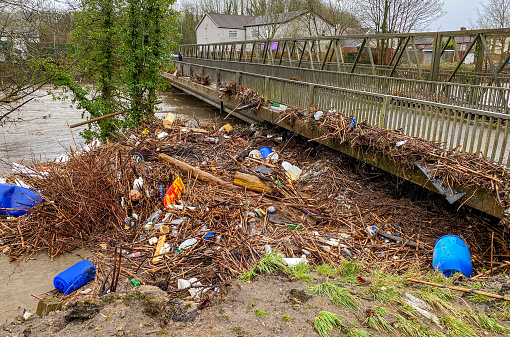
[233,171,273,193]
[158,153,241,191]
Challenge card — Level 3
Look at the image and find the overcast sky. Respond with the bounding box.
[428,0,480,32]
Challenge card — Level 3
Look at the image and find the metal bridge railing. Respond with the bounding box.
[182,57,510,114]
[178,61,510,167]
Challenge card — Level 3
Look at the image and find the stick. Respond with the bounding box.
[158,153,241,191]
[223,102,242,120]
[407,278,510,302]
[31,294,43,300]
[69,110,125,128]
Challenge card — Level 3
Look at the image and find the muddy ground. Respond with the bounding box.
[3,270,510,337]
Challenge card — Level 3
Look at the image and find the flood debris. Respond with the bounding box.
[0,116,509,309]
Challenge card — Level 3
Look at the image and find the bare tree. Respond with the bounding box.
[472,0,510,58]
[473,0,510,29]
[359,0,445,33]
[0,0,75,123]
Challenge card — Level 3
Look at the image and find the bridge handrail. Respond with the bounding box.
[177,61,510,167]
[182,58,510,113]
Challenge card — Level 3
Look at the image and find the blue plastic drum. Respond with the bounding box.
[432,235,473,278]
[54,260,96,295]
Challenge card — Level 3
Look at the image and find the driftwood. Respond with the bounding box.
[158,153,241,191]
[233,171,273,193]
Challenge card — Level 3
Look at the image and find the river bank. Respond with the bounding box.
[0,86,230,322]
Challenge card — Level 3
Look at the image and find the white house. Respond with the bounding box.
[195,13,254,45]
[195,11,335,45]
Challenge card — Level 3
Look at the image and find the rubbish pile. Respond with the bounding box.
[0,116,508,303]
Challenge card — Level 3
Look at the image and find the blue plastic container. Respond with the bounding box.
[258,147,273,158]
[433,235,473,278]
[54,260,96,295]
[0,183,44,217]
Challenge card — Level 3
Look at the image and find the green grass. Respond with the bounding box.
[499,294,510,311]
[345,329,372,337]
[240,250,287,281]
[466,282,495,303]
[314,311,346,337]
[309,281,359,310]
[315,263,338,278]
[391,313,447,337]
[442,315,478,337]
[472,312,510,334]
[286,262,312,282]
[337,260,360,283]
[282,314,292,322]
[255,309,267,318]
[415,286,457,316]
[364,307,394,333]
[397,303,419,318]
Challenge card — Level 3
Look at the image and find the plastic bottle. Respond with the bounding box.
[146,210,163,224]
[53,260,96,295]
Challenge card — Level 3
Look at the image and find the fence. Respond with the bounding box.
[178,61,510,167]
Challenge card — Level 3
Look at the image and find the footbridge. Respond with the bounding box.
[165,28,510,219]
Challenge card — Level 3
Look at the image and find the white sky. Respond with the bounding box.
[428,0,480,32]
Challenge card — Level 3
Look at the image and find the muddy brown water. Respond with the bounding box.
[0,86,229,323]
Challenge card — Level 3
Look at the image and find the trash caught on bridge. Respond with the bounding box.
[0,115,507,303]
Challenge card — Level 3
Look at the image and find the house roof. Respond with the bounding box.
[196,10,334,31]
[340,27,374,35]
[244,10,308,27]
[200,13,255,29]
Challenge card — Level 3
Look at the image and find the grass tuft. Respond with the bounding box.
[338,260,360,283]
[314,311,346,337]
[286,262,312,283]
[364,307,394,333]
[475,312,510,334]
[240,250,287,281]
[345,329,372,337]
[442,315,478,337]
[315,263,338,278]
[282,314,292,322]
[255,309,267,318]
[309,281,359,310]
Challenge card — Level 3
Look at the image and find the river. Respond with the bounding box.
[0,86,230,323]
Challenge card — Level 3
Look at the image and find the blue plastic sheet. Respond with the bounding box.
[0,183,44,216]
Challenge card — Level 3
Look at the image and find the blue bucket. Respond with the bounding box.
[54,260,96,295]
[432,235,473,278]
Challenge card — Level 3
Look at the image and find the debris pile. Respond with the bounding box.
[0,117,508,303]
[219,81,264,112]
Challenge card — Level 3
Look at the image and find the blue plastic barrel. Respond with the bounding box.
[433,235,473,278]
[0,183,44,217]
[54,260,96,295]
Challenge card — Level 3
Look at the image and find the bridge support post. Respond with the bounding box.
[379,96,390,128]
[308,84,315,106]
[236,71,241,86]
[264,76,269,103]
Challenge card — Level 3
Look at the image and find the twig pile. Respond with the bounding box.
[219,80,264,112]
[0,117,508,301]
